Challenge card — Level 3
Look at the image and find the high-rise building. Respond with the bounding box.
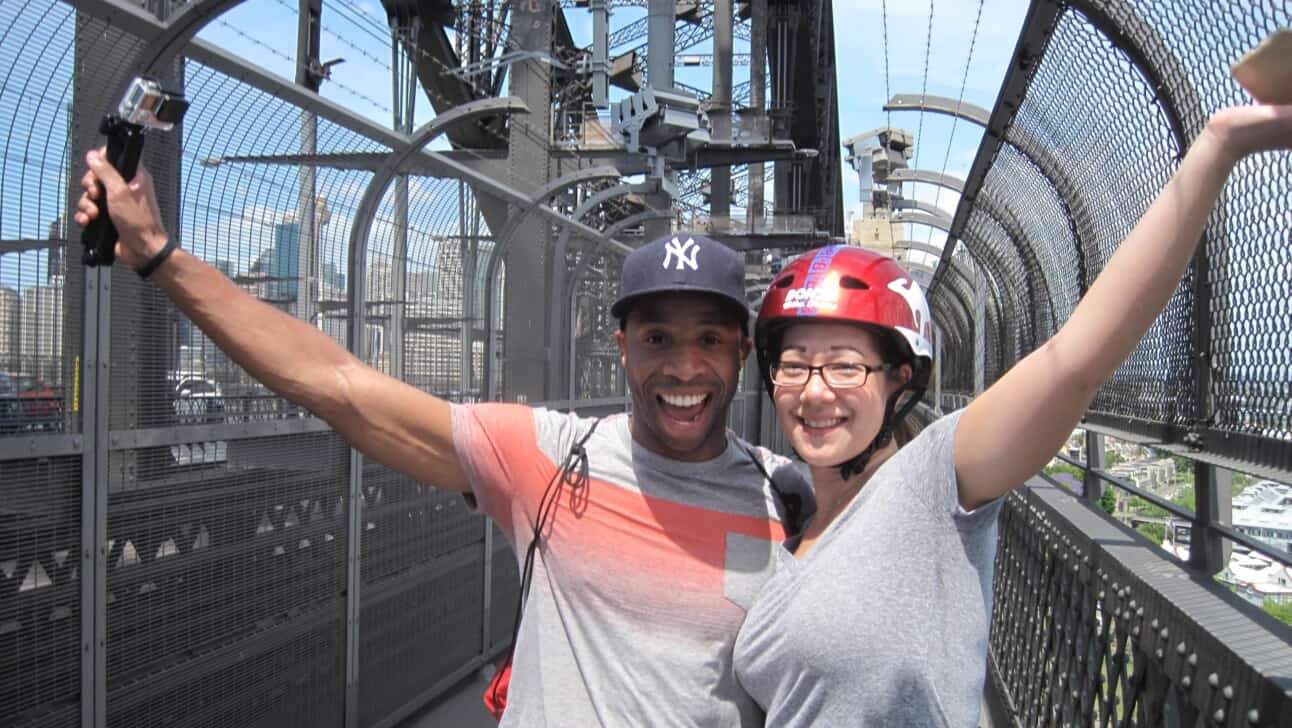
[19,278,63,382]
[47,217,66,282]
[248,222,301,302]
[0,287,19,372]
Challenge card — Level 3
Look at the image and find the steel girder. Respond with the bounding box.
[889,168,965,193]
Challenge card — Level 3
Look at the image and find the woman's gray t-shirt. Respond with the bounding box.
[733,412,1003,727]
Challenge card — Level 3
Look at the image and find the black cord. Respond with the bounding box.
[490,416,604,710]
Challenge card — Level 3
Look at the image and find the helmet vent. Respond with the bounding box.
[773,275,794,288]
[839,276,869,290]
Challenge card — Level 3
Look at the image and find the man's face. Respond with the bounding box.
[615,292,752,462]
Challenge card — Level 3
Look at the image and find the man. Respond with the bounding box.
[75,150,810,726]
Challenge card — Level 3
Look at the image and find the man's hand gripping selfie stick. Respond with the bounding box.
[81,77,189,267]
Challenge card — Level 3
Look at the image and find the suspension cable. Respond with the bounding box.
[932,0,985,216]
[915,0,934,242]
[881,0,892,129]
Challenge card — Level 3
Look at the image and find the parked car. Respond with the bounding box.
[0,373,64,432]
[0,373,20,429]
[171,374,225,424]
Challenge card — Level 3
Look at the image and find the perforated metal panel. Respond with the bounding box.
[1,2,85,725]
[0,457,81,728]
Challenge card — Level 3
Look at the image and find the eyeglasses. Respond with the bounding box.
[770,361,892,390]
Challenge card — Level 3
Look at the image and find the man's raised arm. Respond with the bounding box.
[75,149,469,493]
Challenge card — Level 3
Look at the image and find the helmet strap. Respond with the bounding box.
[836,382,927,481]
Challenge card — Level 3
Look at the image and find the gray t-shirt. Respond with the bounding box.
[453,405,813,726]
[733,411,1003,727]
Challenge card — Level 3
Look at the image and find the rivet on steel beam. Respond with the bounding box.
[1212,709,1225,723]
[1222,686,1233,700]
[1208,673,1220,687]
[1246,709,1260,724]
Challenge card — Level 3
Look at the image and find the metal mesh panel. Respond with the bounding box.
[1013,7,1193,423]
[158,61,388,432]
[571,248,625,400]
[358,466,484,586]
[948,0,1291,460]
[0,0,82,436]
[488,524,519,653]
[362,177,483,391]
[358,556,484,726]
[106,617,344,728]
[929,250,978,394]
[1121,0,1292,442]
[983,144,1082,337]
[104,431,349,728]
[351,152,499,721]
[0,456,81,728]
[961,209,1024,373]
[0,3,86,725]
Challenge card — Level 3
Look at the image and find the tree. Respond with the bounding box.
[1173,486,1195,512]
[1105,449,1124,468]
[1136,522,1166,545]
[1099,486,1117,515]
[1129,496,1168,518]
[1263,599,1292,627]
[1233,472,1254,497]
[1044,461,1085,482]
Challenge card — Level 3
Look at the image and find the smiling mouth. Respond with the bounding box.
[658,393,711,422]
[799,415,846,431]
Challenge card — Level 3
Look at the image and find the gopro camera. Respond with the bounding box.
[81,76,190,267]
[118,77,188,130]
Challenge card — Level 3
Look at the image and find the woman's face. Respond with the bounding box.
[772,322,907,469]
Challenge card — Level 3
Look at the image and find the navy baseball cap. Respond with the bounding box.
[610,233,751,322]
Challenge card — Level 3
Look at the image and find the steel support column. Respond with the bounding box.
[295,0,322,330]
[747,0,768,227]
[1083,430,1105,507]
[710,0,734,218]
[503,1,557,401]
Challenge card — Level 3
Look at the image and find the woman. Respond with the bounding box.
[732,101,1292,727]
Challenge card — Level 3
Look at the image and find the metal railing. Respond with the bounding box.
[987,477,1292,728]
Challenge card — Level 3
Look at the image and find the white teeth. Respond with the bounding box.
[804,417,843,429]
[661,393,707,408]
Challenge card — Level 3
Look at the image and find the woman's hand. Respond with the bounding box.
[1203,104,1292,165]
[74,147,170,270]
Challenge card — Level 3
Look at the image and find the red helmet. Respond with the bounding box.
[756,244,934,390]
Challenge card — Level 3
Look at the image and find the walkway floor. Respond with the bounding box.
[398,668,498,728]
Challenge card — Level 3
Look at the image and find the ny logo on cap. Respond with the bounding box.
[662,236,700,271]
